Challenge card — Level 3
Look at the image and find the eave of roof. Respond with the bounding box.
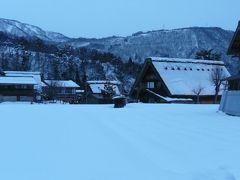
[226,74,240,81]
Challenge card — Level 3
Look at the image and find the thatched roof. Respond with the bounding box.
[147,57,230,96]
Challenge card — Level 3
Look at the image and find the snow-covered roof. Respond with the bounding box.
[4,71,41,75]
[4,71,42,88]
[76,89,84,93]
[44,80,80,88]
[87,81,120,94]
[149,57,231,96]
[0,76,37,85]
[149,57,225,65]
[41,81,47,87]
[87,81,120,85]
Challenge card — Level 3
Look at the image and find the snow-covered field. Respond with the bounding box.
[0,103,240,180]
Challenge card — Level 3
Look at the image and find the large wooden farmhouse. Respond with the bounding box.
[130,57,230,103]
[219,21,240,116]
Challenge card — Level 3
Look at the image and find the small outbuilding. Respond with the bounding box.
[43,80,80,102]
[86,81,121,104]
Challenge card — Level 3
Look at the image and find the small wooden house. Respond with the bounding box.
[219,21,240,116]
[130,57,230,103]
[86,81,121,104]
[43,80,80,102]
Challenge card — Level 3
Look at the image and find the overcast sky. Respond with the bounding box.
[0,0,239,38]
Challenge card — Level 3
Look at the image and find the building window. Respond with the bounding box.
[147,82,155,89]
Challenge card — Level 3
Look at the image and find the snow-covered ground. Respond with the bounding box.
[0,103,239,180]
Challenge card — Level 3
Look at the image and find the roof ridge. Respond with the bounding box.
[149,57,225,65]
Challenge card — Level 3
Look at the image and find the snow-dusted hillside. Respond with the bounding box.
[0,103,239,180]
[0,18,69,42]
[69,28,233,62]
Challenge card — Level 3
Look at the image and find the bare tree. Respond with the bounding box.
[44,80,60,102]
[192,85,204,104]
[210,67,226,104]
[102,81,117,99]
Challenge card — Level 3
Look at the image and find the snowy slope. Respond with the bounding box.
[0,103,239,180]
[0,18,69,42]
[69,28,234,63]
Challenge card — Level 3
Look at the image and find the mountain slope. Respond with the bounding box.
[0,18,70,42]
[69,27,234,62]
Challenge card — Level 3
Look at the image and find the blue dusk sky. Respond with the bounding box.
[0,0,239,38]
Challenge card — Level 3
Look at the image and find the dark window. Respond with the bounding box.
[147,82,155,89]
[65,88,74,94]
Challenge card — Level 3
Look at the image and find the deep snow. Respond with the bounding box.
[0,103,239,180]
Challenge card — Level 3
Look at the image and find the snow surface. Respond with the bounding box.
[0,103,239,180]
[151,58,230,96]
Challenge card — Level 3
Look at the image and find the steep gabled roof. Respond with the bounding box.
[149,57,230,96]
[228,21,240,55]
